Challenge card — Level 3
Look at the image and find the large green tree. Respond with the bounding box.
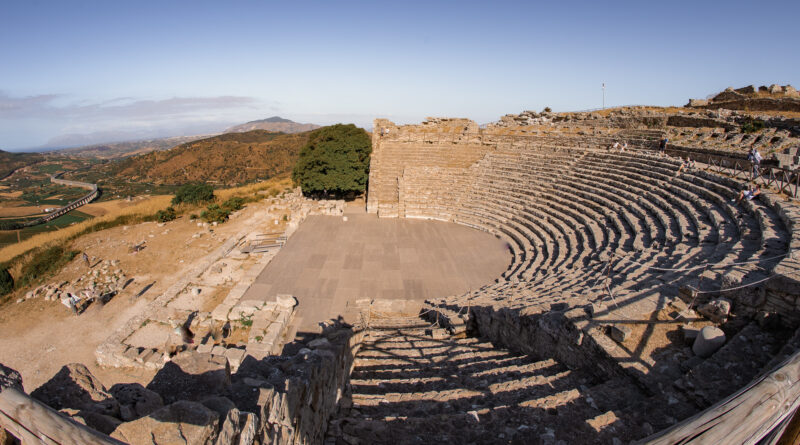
[292,124,372,196]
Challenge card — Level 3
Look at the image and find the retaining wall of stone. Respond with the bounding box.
[240,328,367,444]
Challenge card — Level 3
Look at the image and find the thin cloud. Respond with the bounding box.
[0,92,260,120]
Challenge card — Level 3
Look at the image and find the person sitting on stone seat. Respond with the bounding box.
[676,156,695,174]
[733,184,761,204]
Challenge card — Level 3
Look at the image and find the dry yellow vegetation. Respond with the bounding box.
[216,176,293,200]
[0,206,47,218]
[0,195,171,263]
[0,177,295,264]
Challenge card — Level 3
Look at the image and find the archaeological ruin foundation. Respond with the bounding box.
[3,103,800,444]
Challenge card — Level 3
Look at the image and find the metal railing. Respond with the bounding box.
[666,146,800,198]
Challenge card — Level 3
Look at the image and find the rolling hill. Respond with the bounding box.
[100,130,309,185]
[224,116,319,134]
[0,150,43,180]
[55,135,215,160]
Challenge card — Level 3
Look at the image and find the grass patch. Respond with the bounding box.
[239,314,253,327]
[11,245,78,295]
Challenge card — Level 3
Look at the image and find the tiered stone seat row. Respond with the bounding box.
[667,126,794,154]
[391,142,791,319]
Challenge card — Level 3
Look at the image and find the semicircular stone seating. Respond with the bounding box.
[332,121,800,444]
[397,139,790,310]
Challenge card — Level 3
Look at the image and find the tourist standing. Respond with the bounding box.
[747,147,762,178]
[659,137,668,156]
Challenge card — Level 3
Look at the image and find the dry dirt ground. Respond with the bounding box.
[79,198,145,217]
[0,199,281,391]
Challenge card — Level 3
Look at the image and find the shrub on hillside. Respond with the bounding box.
[156,206,177,223]
[222,197,245,212]
[171,184,215,205]
[200,204,230,223]
[0,268,13,296]
[292,124,372,196]
[741,119,765,134]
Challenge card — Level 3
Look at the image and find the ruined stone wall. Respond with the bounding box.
[687,85,800,112]
[242,328,367,444]
[367,118,490,217]
[698,98,800,113]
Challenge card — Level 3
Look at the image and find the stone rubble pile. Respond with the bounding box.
[18,259,127,306]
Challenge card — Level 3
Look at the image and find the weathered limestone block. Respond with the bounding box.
[147,352,231,404]
[246,343,273,360]
[276,294,298,308]
[229,300,265,320]
[263,322,284,345]
[63,409,122,435]
[31,363,119,417]
[697,298,732,324]
[274,308,293,325]
[111,400,220,445]
[109,383,164,420]
[224,348,247,371]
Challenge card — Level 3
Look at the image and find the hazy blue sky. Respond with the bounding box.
[1,0,798,150]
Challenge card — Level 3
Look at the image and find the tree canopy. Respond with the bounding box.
[291,124,372,196]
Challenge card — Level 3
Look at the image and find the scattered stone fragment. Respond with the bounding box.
[608,325,632,343]
[697,298,732,324]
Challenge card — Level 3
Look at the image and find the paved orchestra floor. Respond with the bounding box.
[241,209,510,332]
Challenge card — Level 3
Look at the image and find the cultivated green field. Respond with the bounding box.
[0,209,92,248]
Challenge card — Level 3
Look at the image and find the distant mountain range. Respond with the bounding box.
[36,117,317,160]
[224,116,319,134]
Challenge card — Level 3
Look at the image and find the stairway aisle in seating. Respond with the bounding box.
[326,315,649,445]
